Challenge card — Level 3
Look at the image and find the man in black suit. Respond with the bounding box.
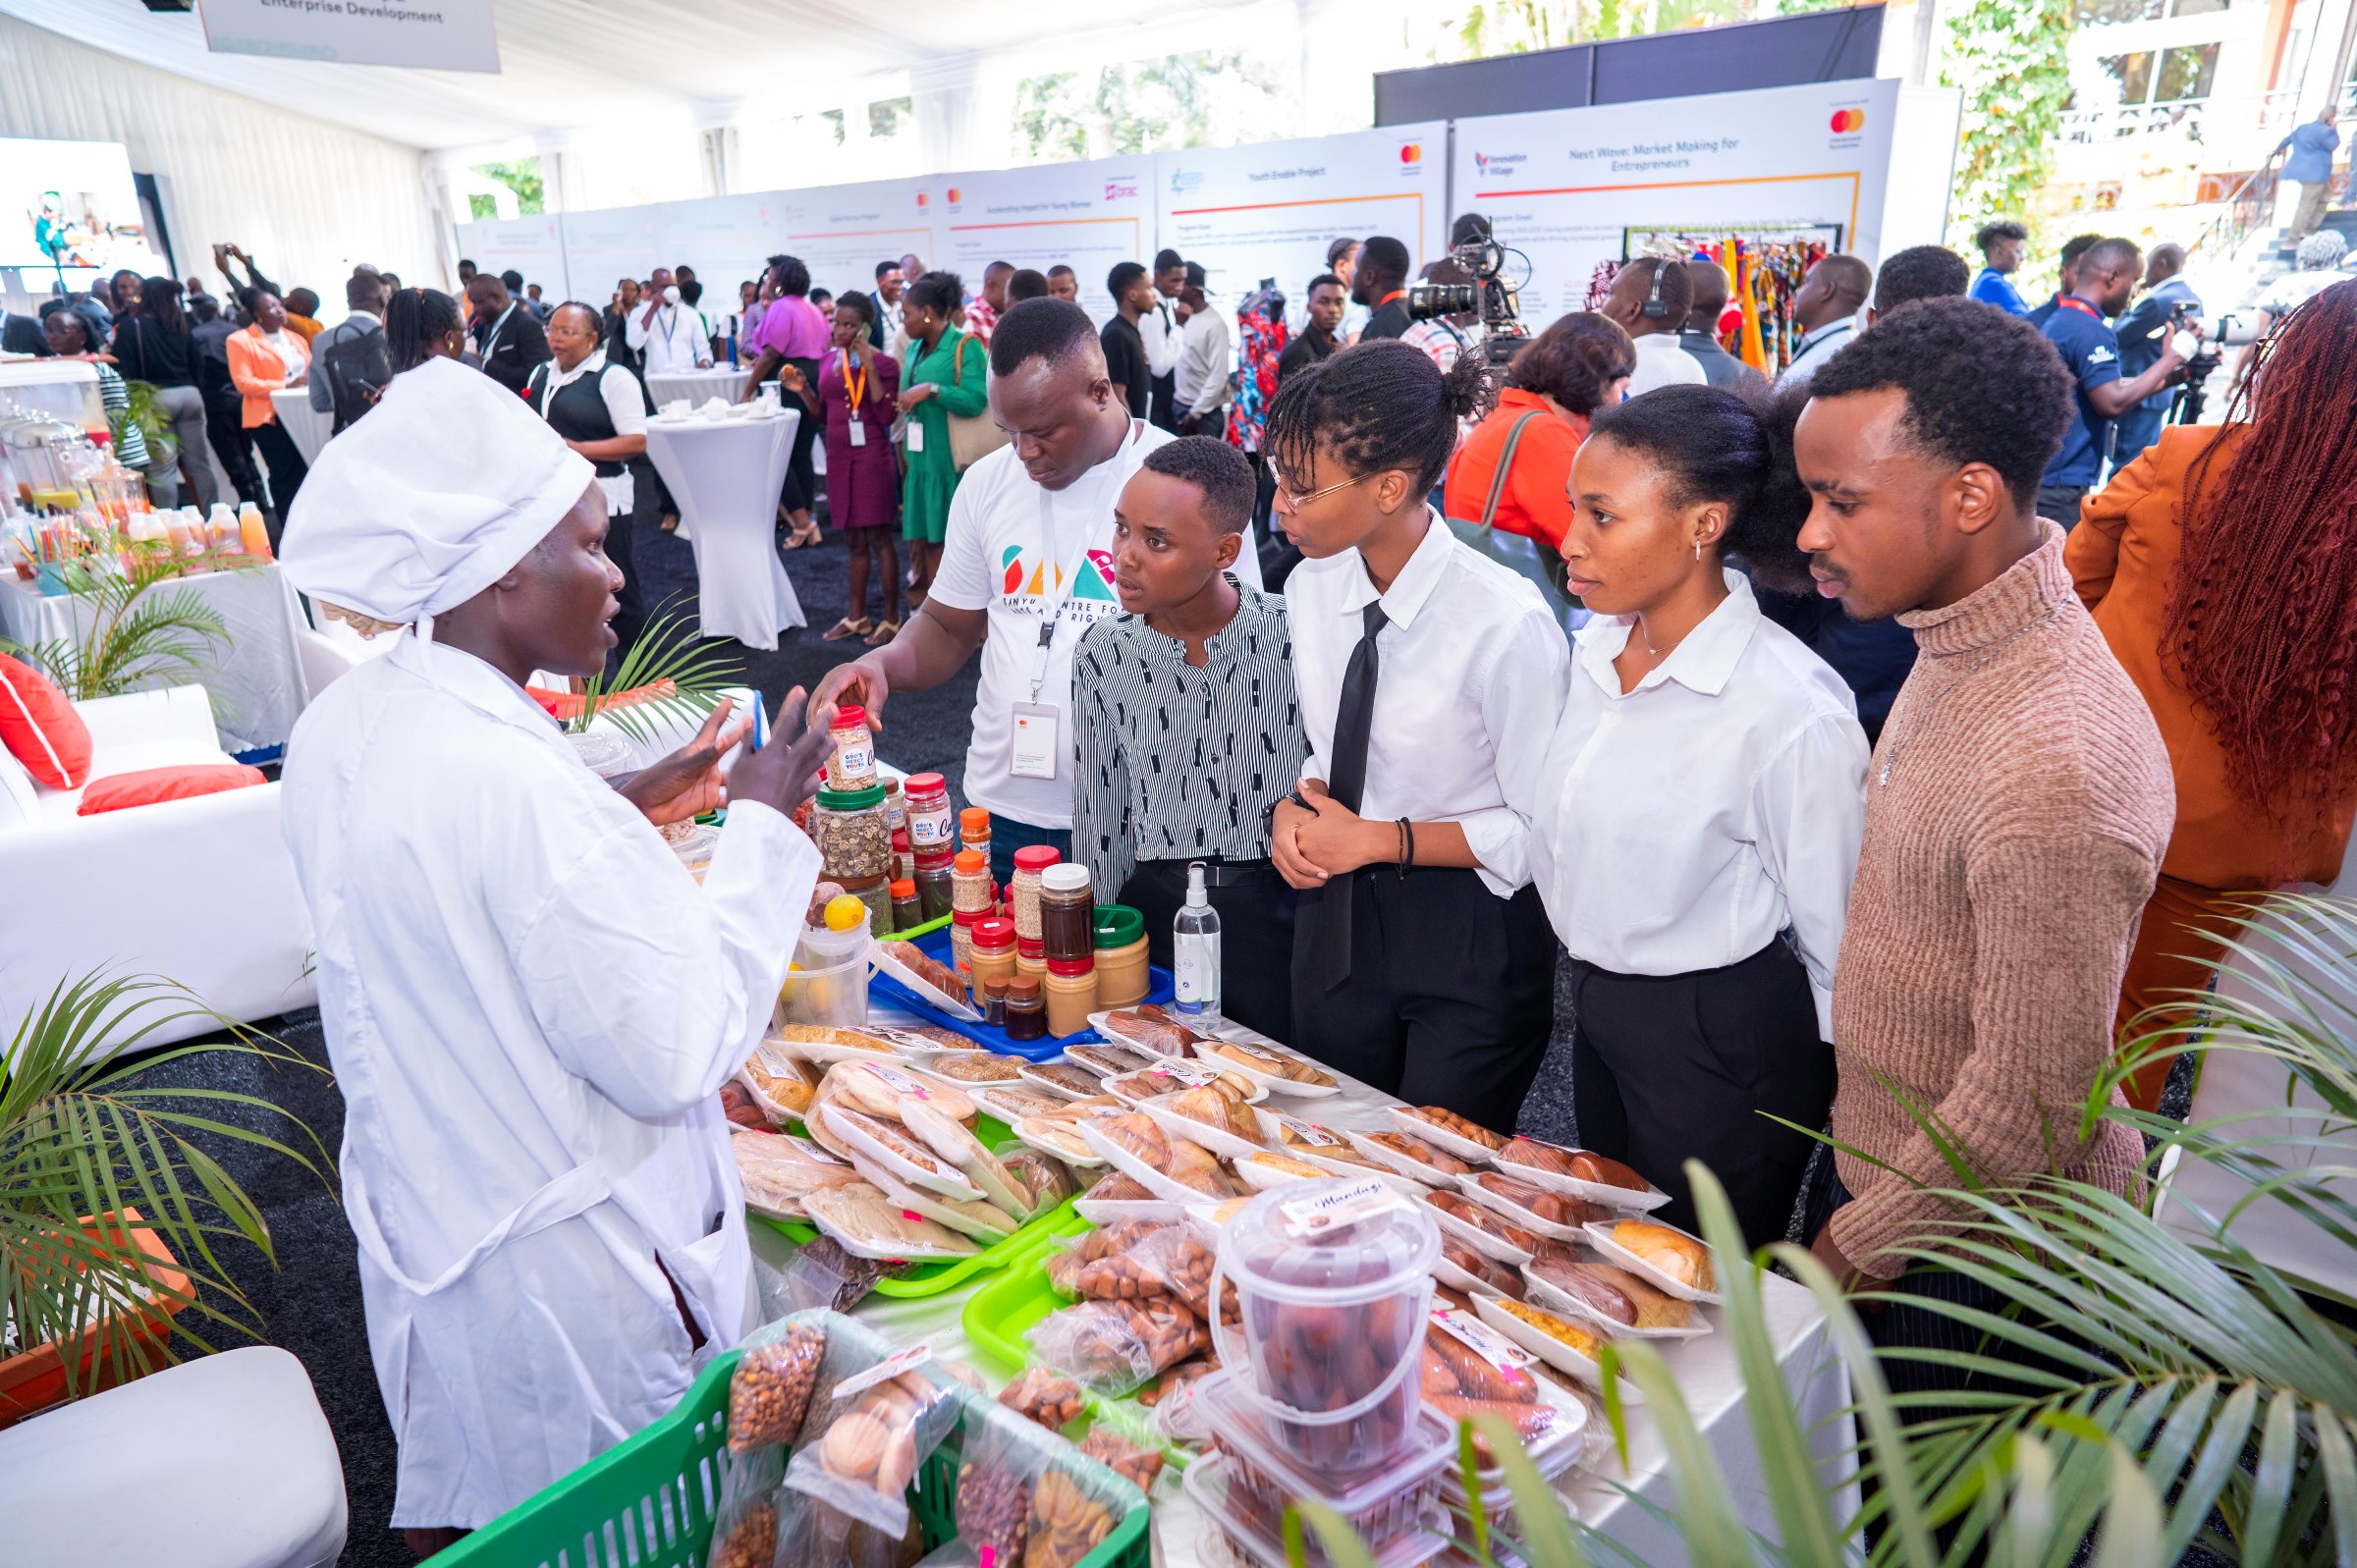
[1,303,56,356]
[463,271,551,394]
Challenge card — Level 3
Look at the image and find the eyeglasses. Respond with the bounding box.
[1271,471,1368,512]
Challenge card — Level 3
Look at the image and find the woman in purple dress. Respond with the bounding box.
[784,292,904,642]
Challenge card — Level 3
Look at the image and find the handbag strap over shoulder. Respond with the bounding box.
[1477,409,1546,532]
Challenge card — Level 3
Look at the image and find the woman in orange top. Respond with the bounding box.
[1442,312,1633,553]
[225,287,312,539]
[2066,279,2357,1109]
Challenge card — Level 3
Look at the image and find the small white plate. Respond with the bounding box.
[1470,1293,1640,1401]
[1451,1174,1590,1242]
[1493,1139,1671,1213]
[1188,1038,1343,1098]
[1420,1194,1536,1267]
[1343,1128,1470,1188]
[1581,1219,1723,1305]
[1078,1117,1233,1207]
[1520,1262,1715,1340]
[1139,1092,1270,1162]
[1388,1107,1506,1165]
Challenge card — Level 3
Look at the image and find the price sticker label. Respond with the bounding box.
[1280,1177,1408,1238]
[834,1343,933,1399]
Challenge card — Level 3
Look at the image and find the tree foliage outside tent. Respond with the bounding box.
[1416,0,1850,60]
[1011,51,1294,163]
[1943,0,2075,270]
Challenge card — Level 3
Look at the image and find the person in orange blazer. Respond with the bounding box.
[226,287,312,542]
[2066,279,2357,1110]
[1442,312,1633,554]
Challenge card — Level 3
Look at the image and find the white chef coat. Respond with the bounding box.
[1285,511,1568,895]
[280,633,816,1528]
[626,301,713,375]
[1524,571,1867,1037]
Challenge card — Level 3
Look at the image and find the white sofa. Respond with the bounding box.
[0,684,316,1055]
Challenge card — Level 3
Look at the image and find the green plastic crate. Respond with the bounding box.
[439,1325,1147,1568]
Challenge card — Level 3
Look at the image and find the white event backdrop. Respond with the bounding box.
[457,82,1920,330]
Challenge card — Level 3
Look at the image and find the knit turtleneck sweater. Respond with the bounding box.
[1828,521,2174,1277]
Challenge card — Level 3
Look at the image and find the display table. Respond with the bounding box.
[269,390,335,466]
[645,368,752,409]
[642,408,805,650]
[0,562,308,759]
[772,997,1859,1568]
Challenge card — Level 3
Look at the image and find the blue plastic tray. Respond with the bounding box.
[868,926,1175,1062]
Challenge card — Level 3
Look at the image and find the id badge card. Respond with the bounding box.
[1010,703,1060,780]
[848,420,866,448]
[906,420,924,453]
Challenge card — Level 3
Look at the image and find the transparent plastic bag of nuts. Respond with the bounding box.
[727,1312,830,1452]
[702,1445,785,1568]
[773,1485,926,1568]
[782,1342,964,1537]
[911,1407,1143,1568]
[1023,1295,1207,1397]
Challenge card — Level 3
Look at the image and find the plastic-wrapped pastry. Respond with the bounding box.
[1096,1005,1204,1056]
[732,1129,865,1217]
[1064,1043,1157,1077]
[1366,1131,1473,1176]
[1472,1171,1607,1228]
[831,1060,977,1124]
[1501,1137,1650,1192]
[1402,1105,1507,1151]
[1094,1112,1171,1170]
[773,1025,898,1059]
[919,1052,1030,1084]
[1527,1257,1691,1328]
[799,1182,980,1259]
[1613,1220,1713,1291]
[1159,1085,1262,1145]
[1201,1038,1335,1087]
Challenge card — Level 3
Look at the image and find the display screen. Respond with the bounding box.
[3,138,168,279]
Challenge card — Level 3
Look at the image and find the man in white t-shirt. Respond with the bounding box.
[811,298,1261,884]
[1600,256,1707,396]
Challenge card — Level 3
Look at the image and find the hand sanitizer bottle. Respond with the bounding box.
[1173,861,1222,1025]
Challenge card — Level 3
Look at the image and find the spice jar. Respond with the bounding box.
[840,874,893,936]
[826,704,878,790]
[1092,904,1150,1009]
[913,848,955,923]
[1009,844,1062,943]
[1039,864,1096,963]
[1004,974,1047,1041]
[1015,935,1048,988]
[952,848,994,916]
[969,916,1017,998]
[904,773,955,854]
[959,806,992,861]
[889,879,923,934]
[1044,955,1098,1039]
[881,776,906,835]
[891,828,914,885]
[810,785,892,882]
[951,907,981,980]
[981,976,1009,1028]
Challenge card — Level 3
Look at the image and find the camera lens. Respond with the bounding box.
[1407,283,1479,319]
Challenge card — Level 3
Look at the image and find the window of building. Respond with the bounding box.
[2154,41,2221,100]
[2100,51,2156,103]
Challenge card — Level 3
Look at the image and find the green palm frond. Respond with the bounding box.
[0,548,233,702]
[570,602,737,744]
[1,970,329,1397]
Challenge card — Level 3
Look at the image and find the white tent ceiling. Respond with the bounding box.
[0,0,1257,152]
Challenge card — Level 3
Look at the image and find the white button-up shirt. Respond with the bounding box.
[1523,571,1868,1036]
[281,633,816,1527]
[1286,512,1569,895]
[1626,332,1708,395]
[1780,316,1858,386]
[531,348,649,514]
[1176,307,1232,417]
[626,300,713,375]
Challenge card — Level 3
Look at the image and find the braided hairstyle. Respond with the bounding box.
[1263,339,1485,496]
[1586,382,1812,573]
[2165,278,2357,838]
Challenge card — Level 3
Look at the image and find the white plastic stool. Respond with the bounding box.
[0,1344,348,1568]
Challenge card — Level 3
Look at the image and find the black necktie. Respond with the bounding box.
[1315,601,1387,988]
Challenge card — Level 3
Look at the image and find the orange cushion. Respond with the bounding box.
[77,764,265,816]
[0,654,91,789]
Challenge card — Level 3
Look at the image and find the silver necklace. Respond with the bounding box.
[1876,602,2061,786]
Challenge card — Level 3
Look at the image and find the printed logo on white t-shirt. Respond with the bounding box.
[996,545,1124,626]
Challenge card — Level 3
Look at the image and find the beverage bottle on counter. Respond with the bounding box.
[238,501,273,560]
[1172,860,1221,1025]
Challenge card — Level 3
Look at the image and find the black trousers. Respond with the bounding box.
[1149,371,1178,433]
[776,357,821,516]
[605,459,653,672]
[248,420,309,546]
[1119,857,1298,1041]
[202,383,262,508]
[1290,869,1554,1136]
[1567,940,1832,1249]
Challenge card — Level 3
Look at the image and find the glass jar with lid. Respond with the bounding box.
[1038,863,1096,963]
[904,773,955,853]
[913,848,956,922]
[825,704,878,790]
[810,784,893,883]
[1091,904,1150,1009]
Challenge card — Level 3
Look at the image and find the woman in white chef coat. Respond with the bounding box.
[1518,382,1868,1250]
[276,356,831,1553]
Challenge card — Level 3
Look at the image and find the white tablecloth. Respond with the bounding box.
[801,1000,1858,1568]
[0,562,308,758]
[643,409,805,650]
[270,389,335,466]
[646,369,753,410]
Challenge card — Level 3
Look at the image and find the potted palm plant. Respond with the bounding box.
[0,971,328,1428]
[547,606,740,775]
[1,547,231,702]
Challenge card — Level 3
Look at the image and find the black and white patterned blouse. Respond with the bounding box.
[1071,579,1309,898]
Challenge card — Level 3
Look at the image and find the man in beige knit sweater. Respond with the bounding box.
[1786,299,2171,1385]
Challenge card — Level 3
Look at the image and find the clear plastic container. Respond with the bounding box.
[811,784,892,882]
[1009,843,1061,943]
[777,946,869,1030]
[825,703,878,790]
[904,772,954,852]
[913,849,955,923]
[1212,1177,1441,1476]
[1186,1375,1457,1567]
[668,824,719,883]
[567,730,635,780]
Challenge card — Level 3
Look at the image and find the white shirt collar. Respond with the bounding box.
[1575,569,1761,699]
[390,633,562,741]
[1794,317,1853,353]
[1337,509,1455,630]
[545,346,608,391]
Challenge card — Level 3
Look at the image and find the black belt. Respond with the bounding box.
[1136,856,1274,888]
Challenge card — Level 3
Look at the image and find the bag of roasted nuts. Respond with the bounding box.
[783,1341,963,1537]
[728,1315,829,1452]
[701,1445,785,1568]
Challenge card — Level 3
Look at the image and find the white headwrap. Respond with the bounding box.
[279,355,596,627]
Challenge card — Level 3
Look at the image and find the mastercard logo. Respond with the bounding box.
[946,187,961,202]
[1829,108,1866,134]
[1399,143,1422,164]
[915,192,929,207]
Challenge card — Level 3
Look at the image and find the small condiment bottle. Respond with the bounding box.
[951,848,994,914]
[981,976,1010,1028]
[880,775,907,835]
[904,772,955,852]
[1004,974,1047,1041]
[959,806,992,860]
[1009,843,1062,943]
[890,827,914,885]
[1038,863,1096,963]
[969,915,1017,996]
[889,878,923,933]
[913,847,956,922]
[825,705,878,790]
[1043,955,1098,1039]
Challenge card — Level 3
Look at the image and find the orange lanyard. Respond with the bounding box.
[841,349,868,413]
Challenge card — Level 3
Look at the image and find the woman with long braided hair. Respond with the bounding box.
[2066,278,2357,1109]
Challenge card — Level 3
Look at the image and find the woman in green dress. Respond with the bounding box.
[897,270,989,601]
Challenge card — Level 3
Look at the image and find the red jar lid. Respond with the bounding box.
[1012,844,1063,874]
[913,848,954,868]
[972,916,1015,949]
[954,909,980,927]
[953,848,987,874]
[1046,955,1095,977]
[891,828,910,847]
[831,704,866,729]
[904,772,948,798]
[1016,936,1044,958]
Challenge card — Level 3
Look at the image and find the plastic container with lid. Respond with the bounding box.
[890,827,914,885]
[1014,934,1048,985]
[1008,844,1062,942]
[825,704,878,790]
[980,977,1010,1027]
[951,907,981,980]
[951,847,994,914]
[837,873,893,938]
[912,848,955,922]
[566,730,636,781]
[1044,955,1097,1038]
[889,878,923,933]
[1038,863,1096,963]
[667,824,720,884]
[904,772,955,851]
[1004,974,1047,1041]
[1091,904,1149,1009]
[959,805,992,855]
[810,784,892,882]
[1212,1177,1442,1475]
[969,916,1017,996]
[880,776,906,835]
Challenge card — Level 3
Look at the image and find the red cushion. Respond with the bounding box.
[0,654,91,789]
[77,764,265,816]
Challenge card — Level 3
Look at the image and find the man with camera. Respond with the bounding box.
[2034,238,2187,527]
[2107,243,2202,474]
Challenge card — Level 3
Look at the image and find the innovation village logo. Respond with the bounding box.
[1472,150,1529,181]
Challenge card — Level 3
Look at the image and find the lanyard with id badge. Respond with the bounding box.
[1010,437,1131,780]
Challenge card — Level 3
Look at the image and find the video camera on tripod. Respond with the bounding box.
[1404,220,1532,405]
